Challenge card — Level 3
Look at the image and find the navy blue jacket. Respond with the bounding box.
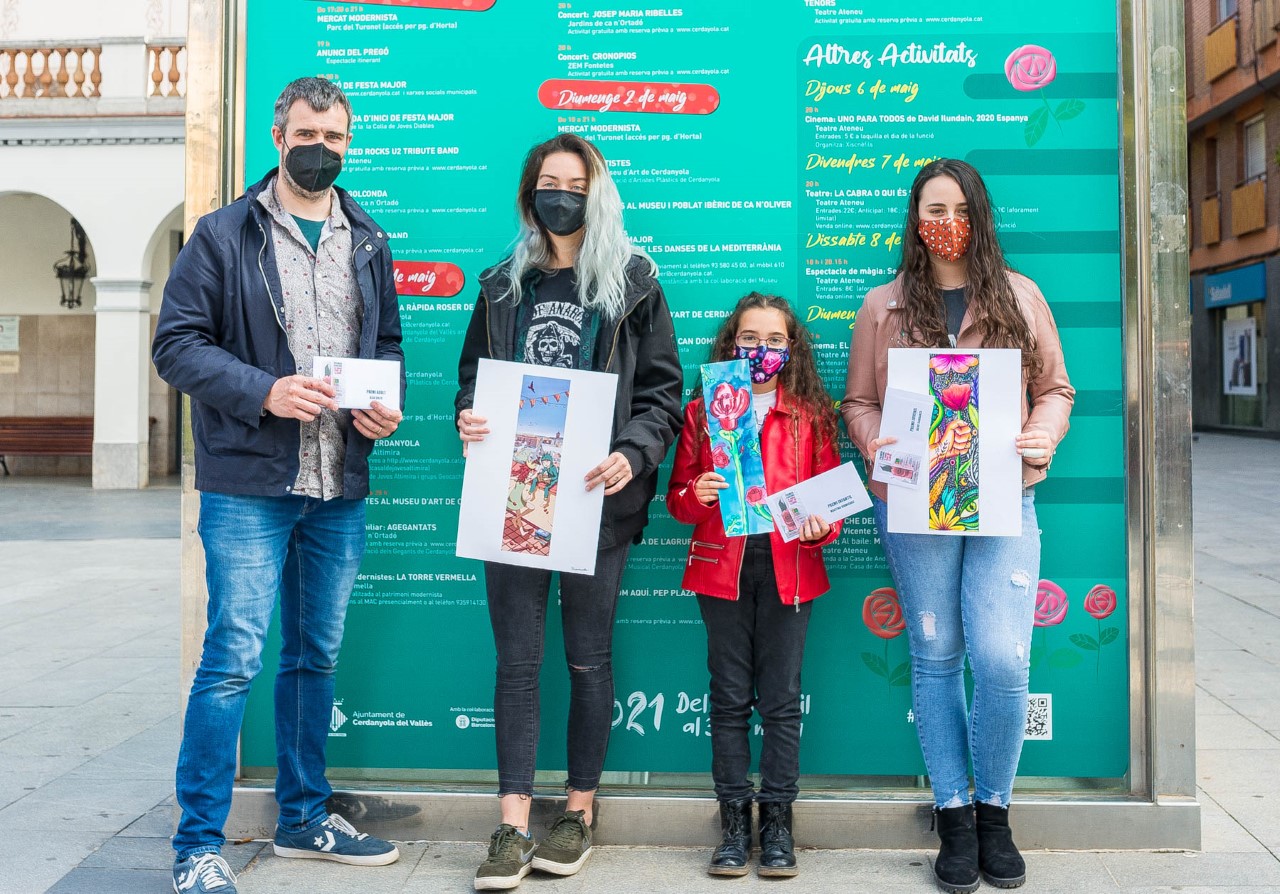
[152,170,405,498]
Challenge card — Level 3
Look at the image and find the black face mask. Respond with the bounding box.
[533,189,587,236]
[284,140,343,194]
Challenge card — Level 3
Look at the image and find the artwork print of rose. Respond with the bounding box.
[700,360,771,536]
[927,353,979,531]
[1004,44,1085,147]
[861,588,911,691]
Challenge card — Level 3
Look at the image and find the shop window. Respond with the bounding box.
[1220,0,1240,21]
[1221,302,1267,427]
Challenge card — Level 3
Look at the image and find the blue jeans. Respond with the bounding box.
[173,492,366,861]
[873,492,1040,809]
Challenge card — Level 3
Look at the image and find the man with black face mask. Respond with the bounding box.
[153,77,405,894]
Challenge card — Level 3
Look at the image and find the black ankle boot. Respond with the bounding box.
[708,798,752,876]
[975,801,1026,888]
[757,801,797,878]
[931,805,980,894]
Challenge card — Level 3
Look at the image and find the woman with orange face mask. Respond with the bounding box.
[841,159,1074,894]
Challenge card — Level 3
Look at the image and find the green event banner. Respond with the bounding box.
[241,1,1128,784]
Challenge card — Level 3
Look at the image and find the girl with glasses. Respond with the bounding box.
[667,292,843,879]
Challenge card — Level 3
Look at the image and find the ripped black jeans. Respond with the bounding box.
[484,543,630,796]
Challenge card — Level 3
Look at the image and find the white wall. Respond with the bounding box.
[0,143,184,282]
[0,0,188,40]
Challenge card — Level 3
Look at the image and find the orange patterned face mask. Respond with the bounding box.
[917,217,972,262]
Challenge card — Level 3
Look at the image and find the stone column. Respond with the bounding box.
[91,278,152,489]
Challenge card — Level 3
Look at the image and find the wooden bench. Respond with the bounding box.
[0,416,94,475]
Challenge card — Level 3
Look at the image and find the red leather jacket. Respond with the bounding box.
[666,385,842,606]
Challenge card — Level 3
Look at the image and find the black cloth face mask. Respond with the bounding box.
[533,189,587,236]
[284,139,343,193]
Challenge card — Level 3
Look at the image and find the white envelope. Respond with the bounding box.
[312,357,402,412]
[871,387,933,490]
[764,461,872,543]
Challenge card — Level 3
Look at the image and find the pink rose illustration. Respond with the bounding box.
[1084,584,1117,620]
[1005,44,1084,147]
[711,445,730,469]
[939,383,973,412]
[708,382,751,432]
[1005,45,1057,91]
[746,485,765,505]
[1074,583,1120,675]
[1034,579,1068,627]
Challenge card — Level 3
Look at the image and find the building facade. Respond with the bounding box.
[1188,0,1280,434]
[0,0,186,486]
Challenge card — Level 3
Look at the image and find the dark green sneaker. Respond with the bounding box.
[474,824,535,891]
[531,810,592,876]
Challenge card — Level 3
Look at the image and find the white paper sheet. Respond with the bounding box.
[886,348,1023,537]
[870,387,933,490]
[765,461,872,543]
[312,356,402,412]
[456,359,618,575]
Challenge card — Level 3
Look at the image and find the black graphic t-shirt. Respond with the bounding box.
[941,286,968,346]
[516,268,597,369]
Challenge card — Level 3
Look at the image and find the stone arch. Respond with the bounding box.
[0,190,99,475]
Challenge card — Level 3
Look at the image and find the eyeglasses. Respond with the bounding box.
[736,335,790,349]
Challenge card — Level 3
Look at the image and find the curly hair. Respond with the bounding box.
[896,158,1042,377]
[698,292,838,459]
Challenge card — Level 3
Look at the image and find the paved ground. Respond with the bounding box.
[1,434,1278,893]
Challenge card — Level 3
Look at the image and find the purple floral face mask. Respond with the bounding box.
[734,344,790,384]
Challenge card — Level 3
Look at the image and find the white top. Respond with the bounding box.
[752,389,777,429]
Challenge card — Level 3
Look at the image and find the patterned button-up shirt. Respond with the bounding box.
[258,178,363,500]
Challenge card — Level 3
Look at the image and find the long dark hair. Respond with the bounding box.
[700,292,838,455]
[897,158,1042,377]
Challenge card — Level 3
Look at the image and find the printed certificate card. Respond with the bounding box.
[886,348,1023,537]
[871,387,933,489]
[313,357,402,412]
[456,359,618,574]
[765,462,872,543]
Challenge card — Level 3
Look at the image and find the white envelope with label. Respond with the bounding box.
[871,387,932,489]
[312,357,401,412]
[764,461,872,543]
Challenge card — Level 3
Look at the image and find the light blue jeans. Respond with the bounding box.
[873,492,1040,809]
[173,492,366,861]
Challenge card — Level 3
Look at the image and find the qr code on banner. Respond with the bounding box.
[1025,694,1052,741]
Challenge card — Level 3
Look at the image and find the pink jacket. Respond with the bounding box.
[840,272,1075,502]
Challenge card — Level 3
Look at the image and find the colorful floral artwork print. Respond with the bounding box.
[701,360,771,536]
[928,353,979,531]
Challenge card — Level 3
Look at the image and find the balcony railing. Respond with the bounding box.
[1207,17,1239,81]
[0,45,100,99]
[0,38,184,115]
[148,43,185,98]
[1231,177,1267,236]
[1203,194,1222,245]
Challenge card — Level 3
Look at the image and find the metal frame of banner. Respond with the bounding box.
[180,0,1198,849]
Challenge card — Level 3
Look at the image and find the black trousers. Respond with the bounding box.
[696,535,812,804]
[484,543,630,796]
